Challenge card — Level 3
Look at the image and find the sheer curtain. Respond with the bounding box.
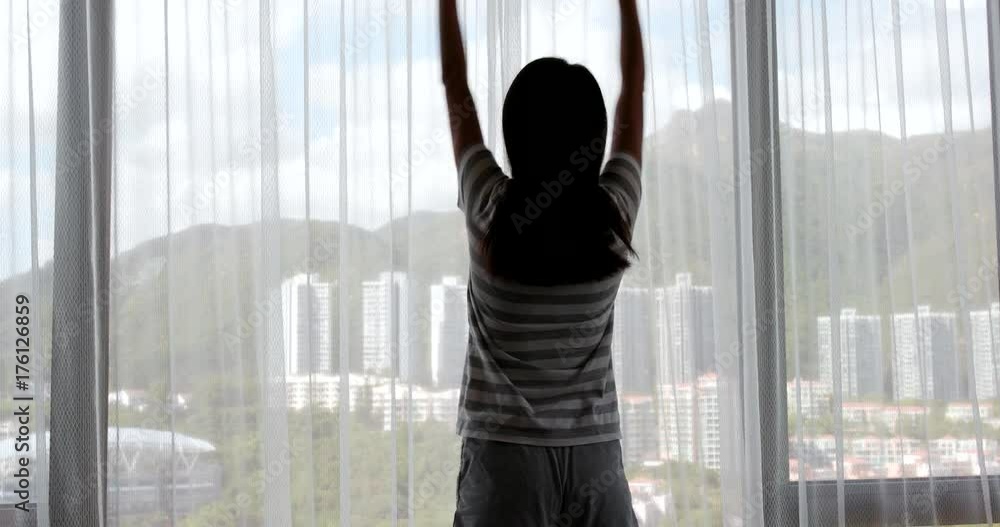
[1,0,999,526]
[776,0,1000,525]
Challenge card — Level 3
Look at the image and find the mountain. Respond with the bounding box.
[2,103,996,390]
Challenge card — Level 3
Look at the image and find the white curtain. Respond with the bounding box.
[777,0,999,525]
[1,0,999,526]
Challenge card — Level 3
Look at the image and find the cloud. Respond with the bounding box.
[1,0,994,277]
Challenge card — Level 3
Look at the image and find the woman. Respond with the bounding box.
[440,1,644,525]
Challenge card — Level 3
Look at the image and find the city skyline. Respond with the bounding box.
[278,271,1000,404]
[273,270,1000,478]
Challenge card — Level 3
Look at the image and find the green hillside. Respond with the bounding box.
[1,104,995,391]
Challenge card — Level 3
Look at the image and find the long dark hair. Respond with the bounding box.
[480,58,636,285]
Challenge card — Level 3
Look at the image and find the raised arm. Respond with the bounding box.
[611,0,645,162]
[440,0,484,167]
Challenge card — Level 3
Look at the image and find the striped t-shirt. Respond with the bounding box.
[455,144,642,446]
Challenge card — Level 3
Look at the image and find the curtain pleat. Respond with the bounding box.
[162,0,177,520]
[336,0,351,523]
[47,0,113,524]
[24,1,47,524]
[816,2,850,523]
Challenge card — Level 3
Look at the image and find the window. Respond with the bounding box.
[773,0,1000,524]
[3,0,1000,525]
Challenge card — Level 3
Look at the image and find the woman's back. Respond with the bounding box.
[456,145,642,445]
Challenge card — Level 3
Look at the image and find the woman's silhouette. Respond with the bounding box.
[440,1,645,525]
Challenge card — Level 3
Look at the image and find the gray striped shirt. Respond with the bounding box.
[455,144,642,446]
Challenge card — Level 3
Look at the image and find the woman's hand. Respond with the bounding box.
[611,0,645,162]
[440,0,484,166]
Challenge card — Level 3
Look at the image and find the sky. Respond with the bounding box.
[0,0,995,279]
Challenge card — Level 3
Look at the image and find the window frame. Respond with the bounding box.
[745,0,1000,524]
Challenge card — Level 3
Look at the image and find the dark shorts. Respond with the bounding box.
[453,437,639,527]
